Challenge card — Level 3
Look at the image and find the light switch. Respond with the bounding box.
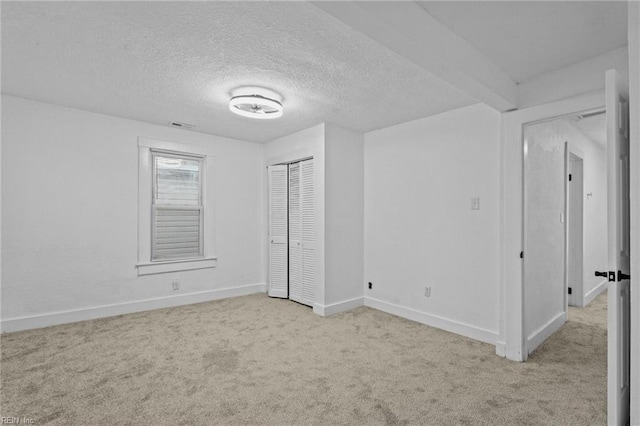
[471,197,480,210]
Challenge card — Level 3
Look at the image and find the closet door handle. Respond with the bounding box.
[594,271,607,278]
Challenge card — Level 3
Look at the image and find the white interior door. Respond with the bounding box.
[268,164,288,298]
[606,69,631,426]
[300,159,315,307]
[288,163,303,303]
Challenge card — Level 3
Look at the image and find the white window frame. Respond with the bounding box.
[137,137,217,276]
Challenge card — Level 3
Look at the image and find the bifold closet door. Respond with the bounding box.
[300,159,315,307]
[269,160,314,306]
[268,164,288,298]
[288,159,315,307]
[288,163,303,303]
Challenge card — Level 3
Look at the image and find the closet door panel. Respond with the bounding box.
[268,165,288,298]
[300,159,315,306]
[288,163,303,303]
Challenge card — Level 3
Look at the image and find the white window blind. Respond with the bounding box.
[151,151,204,261]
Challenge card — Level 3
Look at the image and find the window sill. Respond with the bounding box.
[136,257,217,276]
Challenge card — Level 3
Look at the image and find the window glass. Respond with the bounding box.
[154,155,201,205]
[151,152,203,261]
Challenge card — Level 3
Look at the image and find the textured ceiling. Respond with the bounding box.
[1,1,477,143]
[1,2,629,143]
[418,1,628,83]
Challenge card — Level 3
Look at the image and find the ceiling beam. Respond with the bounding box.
[312,1,517,111]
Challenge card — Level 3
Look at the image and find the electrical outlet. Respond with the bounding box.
[424,286,431,297]
[172,279,180,291]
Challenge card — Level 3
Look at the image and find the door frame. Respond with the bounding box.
[567,152,585,307]
[628,3,640,423]
[499,90,605,361]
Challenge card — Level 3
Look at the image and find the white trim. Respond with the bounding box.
[0,283,266,333]
[498,113,508,358]
[628,4,640,423]
[136,257,218,276]
[364,297,498,345]
[495,340,507,358]
[138,136,217,276]
[313,297,364,316]
[266,149,313,168]
[526,311,566,355]
[584,279,608,307]
[138,136,217,157]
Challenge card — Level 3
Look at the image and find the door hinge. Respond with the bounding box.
[568,287,572,295]
[569,174,572,181]
[520,251,524,259]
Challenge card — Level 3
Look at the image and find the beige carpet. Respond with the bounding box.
[1,292,607,425]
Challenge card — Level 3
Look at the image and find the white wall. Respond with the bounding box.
[523,120,566,350]
[517,47,628,109]
[263,124,326,312]
[628,2,640,423]
[0,96,2,327]
[263,123,364,315]
[364,103,501,344]
[564,123,608,305]
[1,96,265,331]
[324,124,364,309]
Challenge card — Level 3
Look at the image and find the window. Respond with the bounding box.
[137,137,216,275]
[151,152,203,261]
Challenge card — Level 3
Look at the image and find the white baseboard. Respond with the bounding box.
[1,283,267,333]
[526,311,566,355]
[314,297,364,316]
[584,279,608,306]
[495,340,507,357]
[363,297,498,345]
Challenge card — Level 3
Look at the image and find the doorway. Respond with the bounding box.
[502,72,631,425]
[523,109,608,353]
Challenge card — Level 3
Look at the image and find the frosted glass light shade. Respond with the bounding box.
[229,94,283,119]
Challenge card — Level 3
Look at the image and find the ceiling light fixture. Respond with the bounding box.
[229,87,283,120]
